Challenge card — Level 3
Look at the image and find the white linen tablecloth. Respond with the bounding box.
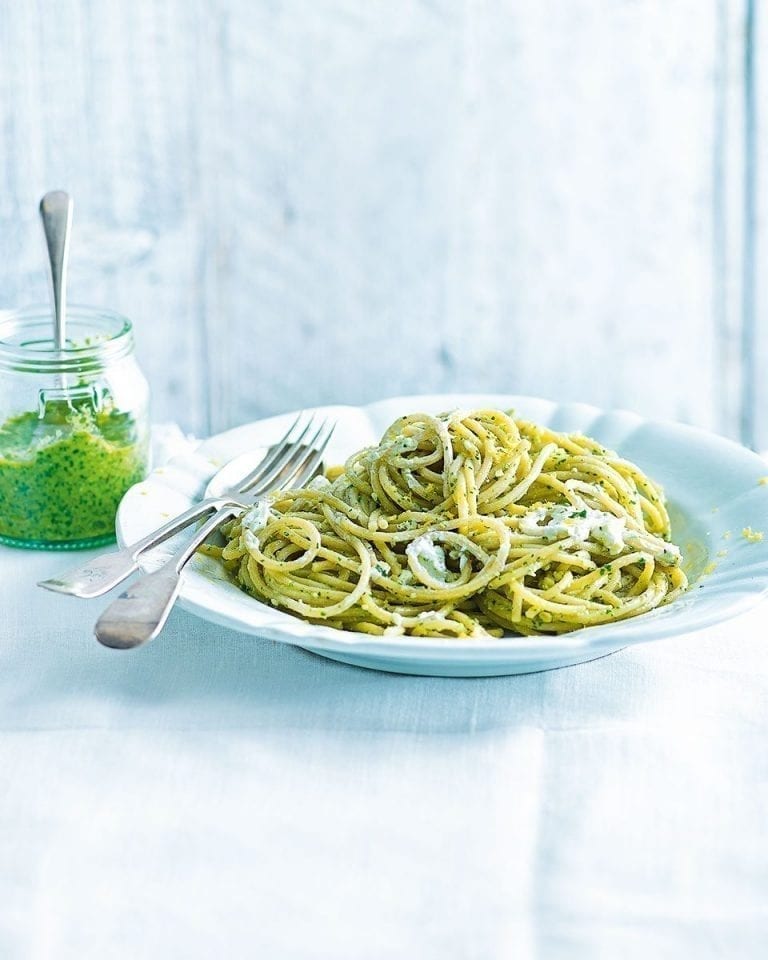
[1,443,766,958]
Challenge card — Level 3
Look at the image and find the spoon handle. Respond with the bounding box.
[94,505,239,649]
[38,497,233,598]
[39,190,73,349]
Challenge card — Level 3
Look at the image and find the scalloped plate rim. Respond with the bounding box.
[117,394,768,675]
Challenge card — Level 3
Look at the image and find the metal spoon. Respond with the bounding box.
[39,190,74,350]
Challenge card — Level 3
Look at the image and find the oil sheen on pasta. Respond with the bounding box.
[215,409,688,638]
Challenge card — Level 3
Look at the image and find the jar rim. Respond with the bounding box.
[0,305,134,373]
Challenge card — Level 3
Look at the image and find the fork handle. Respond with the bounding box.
[94,505,239,649]
[38,498,232,599]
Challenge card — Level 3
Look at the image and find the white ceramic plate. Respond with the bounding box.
[117,394,768,676]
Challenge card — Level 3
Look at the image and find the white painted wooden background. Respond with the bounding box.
[0,0,764,446]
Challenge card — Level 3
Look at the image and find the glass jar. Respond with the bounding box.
[0,305,150,549]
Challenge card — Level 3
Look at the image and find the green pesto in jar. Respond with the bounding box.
[0,401,148,548]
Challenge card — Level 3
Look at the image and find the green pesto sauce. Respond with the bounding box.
[0,402,148,545]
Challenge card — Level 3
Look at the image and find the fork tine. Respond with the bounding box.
[250,417,328,494]
[278,422,336,491]
[242,415,321,494]
[235,412,313,494]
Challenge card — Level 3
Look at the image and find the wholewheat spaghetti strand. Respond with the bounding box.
[213,410,688,638]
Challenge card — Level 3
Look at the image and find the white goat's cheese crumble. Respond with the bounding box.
[241,499,273,532]
[406,534,449,579]
[623,532,682,565]
[658,545,682,564]
[520,504,626,554]
[307,474,332,491]
[520,502,681,565]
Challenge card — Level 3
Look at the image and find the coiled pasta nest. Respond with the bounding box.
[212,409,687,638]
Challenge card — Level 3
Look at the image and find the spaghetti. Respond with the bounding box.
[215,409,688,638]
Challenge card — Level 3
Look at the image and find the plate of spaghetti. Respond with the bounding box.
[117,395,768,676]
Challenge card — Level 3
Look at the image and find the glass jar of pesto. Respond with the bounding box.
[0,306,150,549]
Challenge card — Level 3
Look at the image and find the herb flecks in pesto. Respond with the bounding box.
[0,402,148,545]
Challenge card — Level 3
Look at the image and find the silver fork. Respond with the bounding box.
[93,417,335,650]
[39,413,329,599]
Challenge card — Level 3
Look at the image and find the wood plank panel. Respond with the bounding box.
[0,0,209,433]
[750,0,767,450]
[712,0,750,443]
[0,0,755,444]
[202,0,724,435]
